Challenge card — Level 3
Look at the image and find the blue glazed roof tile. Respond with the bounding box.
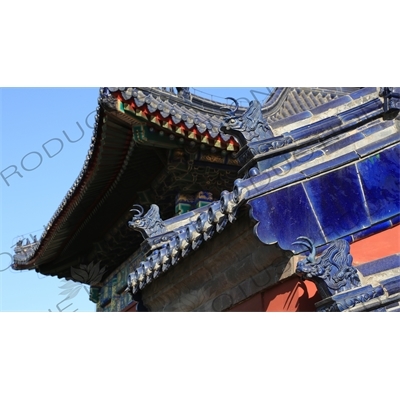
[357,253,400,276]
[288,116,342,141]
[356,133,400,157]
[266,88,357,123]
[362,120,395,137]
[350,87,378,100]
[380,275,400,296]
[300,151,360,178]
[269,110,312,130]
[310,95,352,115]
[356,145,400,224]
[249,183,326,249]
[303,165,372,241]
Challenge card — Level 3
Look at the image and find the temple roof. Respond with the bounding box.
[12,86,379,285]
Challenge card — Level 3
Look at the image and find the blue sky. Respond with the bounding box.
[0,87,273,312]
[0,88,99,311]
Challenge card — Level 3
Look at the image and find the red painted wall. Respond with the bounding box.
[228,277,320,312]
[350,224,400,265]
[228,225,400,312]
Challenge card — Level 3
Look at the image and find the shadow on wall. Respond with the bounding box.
[229,277,321,312]
[263,277,321,311]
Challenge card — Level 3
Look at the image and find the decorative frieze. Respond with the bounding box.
[175,191,214,216]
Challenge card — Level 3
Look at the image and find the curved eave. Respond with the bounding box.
[12,93,145,274]
[13,95,106,269]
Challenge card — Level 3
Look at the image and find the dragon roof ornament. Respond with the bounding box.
[128,204,166,239]
[219,98,293,173]
[294,236,361,298]
[293,236,400,312]
[220,98,274,147]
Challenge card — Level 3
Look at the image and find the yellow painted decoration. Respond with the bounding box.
[149,115,161,126]
[175,126,185,135]
[201,136,210,145]
[188,131,197,140]
[162,120,171,129]
[226,142,236,151]
[136,109,147,119]
[124,103,139,117]
[214,139,222,148]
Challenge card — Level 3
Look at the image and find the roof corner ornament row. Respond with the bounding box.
[126,181,247,296]
[219,98,293,174]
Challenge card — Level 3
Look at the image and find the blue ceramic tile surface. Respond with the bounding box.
[356,145,400,225]
[294,149,325,164]
[323,132,365,155]
[356,132,399,157]
[310,95,352,116]
[349,87,377,100]
[270,110,312,130]
[289,116,342,141]
[249,183,325,250]
[256,153,291,172]
[338,99,381,124]
[357,253,400,277]
[303,165,371,241]
[380,275,400,296]
[351,219,393,242]
[361,120,394,137]
[267,172,306,192]
[330,284,384,302]
[301,151,359,178]
[245,170,307,200]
